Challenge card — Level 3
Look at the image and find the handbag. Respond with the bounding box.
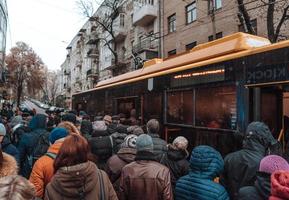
[97,169,106,200]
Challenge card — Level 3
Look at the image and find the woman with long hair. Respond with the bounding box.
[44,134,117,200]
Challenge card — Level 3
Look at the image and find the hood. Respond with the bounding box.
[29,114,47,131]
[50,161,98,197]
[243,122,277,153]
[189,145,224,179]
[117,147,136,163]
[47,141,63,154]
[255,172,271,199]
[80,120,93,136]
[271,170,289,199]
[0,152,18,178]
[167,145,187,161]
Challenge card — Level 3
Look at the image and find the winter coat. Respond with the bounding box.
[148,133,168,161]
[0,152,18,178]
[18,114,48,178]
[119,151,173,200]
[175,145,229,200]
[106,147,136,196]
[160,145,190,188]
[220,122,277,200]
[1,135,20,164]
[29,142,63,198]
[44,161,118,200]
[238,172,271,200]
[81,120,93,139]
[269,170,289,200]
[12,125,31,147]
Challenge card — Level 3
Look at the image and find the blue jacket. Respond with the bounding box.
[175,145,229,200]
[2,135,20,165]
[18,114,48,178]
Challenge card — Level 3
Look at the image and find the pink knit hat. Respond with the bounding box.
[259,155,289,174]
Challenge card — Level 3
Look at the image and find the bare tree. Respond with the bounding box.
[5,42,45,106]
[76,0,122,65]
[237,0,289,42]
[42,69,59,105]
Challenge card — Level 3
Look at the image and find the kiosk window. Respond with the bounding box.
[167,91,194,124]
[195,86,236,129]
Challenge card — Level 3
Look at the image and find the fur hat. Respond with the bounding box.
[136,134,153,152]
[122,134,137,148]
[0,123,6,136]
[259,155,289,174]
[103,115,112,123]
[172,136,189,156]
[49,128,69,144]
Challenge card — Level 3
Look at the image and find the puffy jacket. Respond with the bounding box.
[175,145,229,200]
[119,151,173,200]
[0,152,18,178]
[44,161,117,200]
[29,142,63,198]
[106,147,136,197]
[18,114,48,178]
[160,145,190,188]
[269,170,289,200]
[1,135,20,164]
[148,133,167,161]
[220,122,277,200]
[238,172,271,200]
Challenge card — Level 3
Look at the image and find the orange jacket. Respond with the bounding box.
[29,142,63,198]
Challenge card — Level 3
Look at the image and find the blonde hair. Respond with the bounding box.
[0,175,35,200]
[57,121,81,135]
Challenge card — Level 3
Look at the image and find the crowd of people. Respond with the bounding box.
[0,108,289,200]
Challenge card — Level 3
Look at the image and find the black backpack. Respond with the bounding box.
[28,131,50,167]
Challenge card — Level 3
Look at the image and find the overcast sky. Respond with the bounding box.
[6,0,94,71]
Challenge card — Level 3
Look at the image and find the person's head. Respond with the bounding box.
[0,123,6,143]
[259,155,289,174]
[122,134,138,149]
[49,128,69,145]
[0,175,35,200]
[54,134,89,172]
[146,119,159,134]
[136,134,153,153]
[57,121,80,135]
[61,113,77,124]
[80,120,93,136]
[132,127,144,136]
[172,136,189,157]
[103,115,112,125]
[112,115,120,124]
[28,114,47,131]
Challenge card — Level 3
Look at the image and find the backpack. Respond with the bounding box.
[27,131,50,167]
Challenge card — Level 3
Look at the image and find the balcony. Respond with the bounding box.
[86,30,99,45]
[132,38,158,53]
[113,14,126,42]
[133,3,157,26]
[107,57,127,70]
[87,48,99,58]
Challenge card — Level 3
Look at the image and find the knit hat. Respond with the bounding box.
[259,155,289,174]
[49,128,69,144]
[136,134,153,152]
[0,123,6,136]
[172,136,189,156]
[103,115,112,123]
[122,134,138,148]
[61,113,77,124]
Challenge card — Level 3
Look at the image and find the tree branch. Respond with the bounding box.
[274,4,289,42]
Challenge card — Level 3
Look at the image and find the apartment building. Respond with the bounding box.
[161,0,289,57]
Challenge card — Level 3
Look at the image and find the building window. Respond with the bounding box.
[238,19,257,35]
[120,14,125,27]
[208,0,222,12]
[208,32,223,41]
[186,41,197,50]
[186,2,197,24]
[168,14,176,33]
[168,49,176,56]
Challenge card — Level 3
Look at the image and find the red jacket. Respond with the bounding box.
[29,142,63,198]
[269,170,289,200]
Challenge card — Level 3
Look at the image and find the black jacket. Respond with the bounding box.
[148,133,168,161]
[220,122,277,200]
[160,145,190,188]
[238,172,271,200]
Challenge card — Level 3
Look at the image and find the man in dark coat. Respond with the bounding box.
[238,155,289,200]
[220,121,277,200]
[146,119,167,161]
[160,136,190,191]
[18,114,48,178]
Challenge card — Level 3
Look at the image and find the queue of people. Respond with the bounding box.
[1,108,289,200]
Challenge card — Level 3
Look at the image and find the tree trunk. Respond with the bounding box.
[237,0,256,34]
[267,0,275,42]
[17,84,23,107]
